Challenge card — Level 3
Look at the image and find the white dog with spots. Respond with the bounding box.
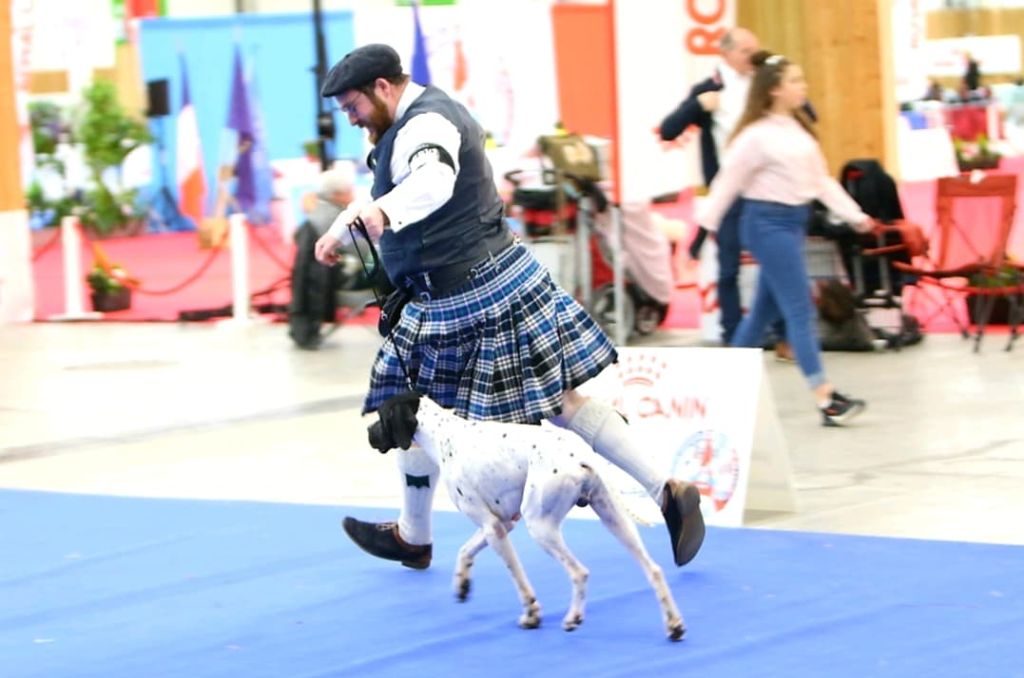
[368,391,686,640]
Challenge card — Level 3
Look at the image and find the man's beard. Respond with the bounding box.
[363,94,393,145]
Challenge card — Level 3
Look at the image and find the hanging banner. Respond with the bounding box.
[614,0,736,202]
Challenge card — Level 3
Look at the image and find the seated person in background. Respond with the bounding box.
[288,168,356,350]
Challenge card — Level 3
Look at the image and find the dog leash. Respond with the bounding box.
[345,217,415,391]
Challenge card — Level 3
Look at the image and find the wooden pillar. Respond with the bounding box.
[0,0,34,323]
[739,0,897,177]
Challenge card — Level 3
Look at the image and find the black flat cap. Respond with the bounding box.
[321,44,403,98]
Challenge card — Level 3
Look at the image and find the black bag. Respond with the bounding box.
[816,279,875,351]
[378,287,412,338]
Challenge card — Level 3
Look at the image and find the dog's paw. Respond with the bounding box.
[454,577,471,602]
[518,602,542,629]
[561,612,584,632]
[518,615,541,630]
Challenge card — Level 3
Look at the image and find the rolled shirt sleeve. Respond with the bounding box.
[374,111,462,232]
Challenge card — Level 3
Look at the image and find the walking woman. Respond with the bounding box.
[698,51,875,426]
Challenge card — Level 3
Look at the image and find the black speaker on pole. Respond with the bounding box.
[142,78,188,231]
[146,79,170,118]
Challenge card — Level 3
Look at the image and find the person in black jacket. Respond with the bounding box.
[659,27,760,344]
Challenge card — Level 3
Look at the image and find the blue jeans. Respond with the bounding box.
[730,200,826,388]
[717,199,786,345]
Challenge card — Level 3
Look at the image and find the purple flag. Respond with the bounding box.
[226,45,257,214]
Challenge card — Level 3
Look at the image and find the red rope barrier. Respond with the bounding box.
[30,228,61,262]
[245,221,293,272]
[78,220,233,297]
[70,218,293,299]
[131,229,231,296]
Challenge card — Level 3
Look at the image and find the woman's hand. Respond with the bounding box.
[857,216,877,234]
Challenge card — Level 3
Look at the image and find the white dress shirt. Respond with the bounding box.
[327,83,462,241]
[711,62,750,158]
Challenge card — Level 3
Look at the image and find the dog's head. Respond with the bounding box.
[367,391,422,453]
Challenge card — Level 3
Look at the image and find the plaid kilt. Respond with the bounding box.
[363,242,617,423]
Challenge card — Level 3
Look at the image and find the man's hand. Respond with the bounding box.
[314,232,343,265]
[355,204,389,238]
[313,203,392,266]
[697,91,720,112]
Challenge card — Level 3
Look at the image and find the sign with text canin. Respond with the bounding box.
[577,346,785,527]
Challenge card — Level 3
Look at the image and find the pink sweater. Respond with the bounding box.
[697,113,869,232]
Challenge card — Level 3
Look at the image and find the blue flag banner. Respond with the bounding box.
[410,1,431,86]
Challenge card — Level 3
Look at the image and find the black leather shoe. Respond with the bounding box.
[342,517,432,570]
[661,480,705,567]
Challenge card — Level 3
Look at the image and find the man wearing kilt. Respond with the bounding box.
[314,44,705,570]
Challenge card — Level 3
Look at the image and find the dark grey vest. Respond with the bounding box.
[369,86,512,286]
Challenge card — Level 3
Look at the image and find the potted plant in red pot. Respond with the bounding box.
[966,257,1022,325]
[85,263,134,312]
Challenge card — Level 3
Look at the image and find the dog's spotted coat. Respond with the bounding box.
[369,391,685,640]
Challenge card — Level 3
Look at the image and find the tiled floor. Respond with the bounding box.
[1,320,1022,546]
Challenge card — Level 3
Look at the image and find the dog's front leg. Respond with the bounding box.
[453,528,488,602]
[481,518,541,629]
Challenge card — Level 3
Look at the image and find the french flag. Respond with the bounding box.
[176,55,206,229]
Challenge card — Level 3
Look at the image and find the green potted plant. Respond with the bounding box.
[954,134,1001,173]
[85,263,134,312]
[966,257,1021,324]
[73,80,151,236]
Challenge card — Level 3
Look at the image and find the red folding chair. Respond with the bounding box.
[893,173,1024,352]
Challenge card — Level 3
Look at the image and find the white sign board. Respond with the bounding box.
[578,347,796,527]
[923,35,1022,77]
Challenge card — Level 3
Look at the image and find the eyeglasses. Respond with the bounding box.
[337,93,362,116]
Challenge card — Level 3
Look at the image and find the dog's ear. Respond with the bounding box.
[385,398,419,450]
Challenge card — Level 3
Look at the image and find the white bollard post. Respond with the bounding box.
[228,212,251,323]
[50,215,100,320]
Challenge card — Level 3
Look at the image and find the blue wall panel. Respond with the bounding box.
[138,12,359,206]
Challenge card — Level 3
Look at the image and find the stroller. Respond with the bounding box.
[504,134,673,339]
[810,159,926,347]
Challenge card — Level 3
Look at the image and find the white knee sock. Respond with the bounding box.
[394,446,440,546]
[565,399,667,503]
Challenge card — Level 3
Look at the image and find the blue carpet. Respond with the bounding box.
[1,489,1022,678]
